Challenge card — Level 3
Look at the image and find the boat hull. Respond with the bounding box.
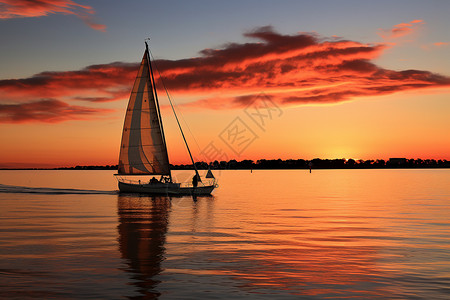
[118,181,215,195]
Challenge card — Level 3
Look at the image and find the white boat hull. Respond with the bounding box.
[118,181,215,195]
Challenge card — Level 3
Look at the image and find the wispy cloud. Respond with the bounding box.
[1,26,449,122]
[421,41,450,51]
[433,42,449,47]
[0,0,106,31]
[377,20,425,40]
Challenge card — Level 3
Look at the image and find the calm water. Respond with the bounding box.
[0,169,449,299]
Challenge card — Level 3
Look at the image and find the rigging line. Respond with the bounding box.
[148,49,204,157]
[148,48,201,180]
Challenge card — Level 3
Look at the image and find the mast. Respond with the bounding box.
[146,41,201,182]
[145,41,172,181]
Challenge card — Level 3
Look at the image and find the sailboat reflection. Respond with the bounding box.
[117,195,171,299]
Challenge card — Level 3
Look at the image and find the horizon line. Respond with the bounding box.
[0,157,448,170]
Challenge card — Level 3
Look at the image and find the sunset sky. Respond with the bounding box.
[0,0,449,168]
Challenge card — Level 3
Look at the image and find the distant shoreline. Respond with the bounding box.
[1,158,449,170]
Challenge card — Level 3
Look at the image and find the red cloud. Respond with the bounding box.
[0,62,137,103]
[0,62,137,123]
[0,0,105,31]
[0,99,113,123]
[1,26,449,122]
[377,20,424,40]
[155,28,385,94]
[154,26,449,109]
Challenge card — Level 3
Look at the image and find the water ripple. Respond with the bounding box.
[0,184,116,195]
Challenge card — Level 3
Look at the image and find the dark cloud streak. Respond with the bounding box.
[0,99,113,123]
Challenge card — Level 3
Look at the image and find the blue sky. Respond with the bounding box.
[2,0,449,78]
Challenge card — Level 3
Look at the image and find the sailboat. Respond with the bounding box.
[114,42,217,195]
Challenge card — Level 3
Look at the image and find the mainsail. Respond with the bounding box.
[118,49,170,175]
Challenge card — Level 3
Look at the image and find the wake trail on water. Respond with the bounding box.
[0,184,117,195]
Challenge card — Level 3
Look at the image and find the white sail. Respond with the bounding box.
[117,51,170,175]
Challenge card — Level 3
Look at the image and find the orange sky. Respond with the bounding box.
[0,3,449,167]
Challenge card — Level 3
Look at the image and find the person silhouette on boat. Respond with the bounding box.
[150,177,159,184]
[192,174,198,188]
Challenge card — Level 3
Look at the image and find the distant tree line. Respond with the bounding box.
[174,158,449,170]
[56,165,118,170]
[4,158,447,170]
